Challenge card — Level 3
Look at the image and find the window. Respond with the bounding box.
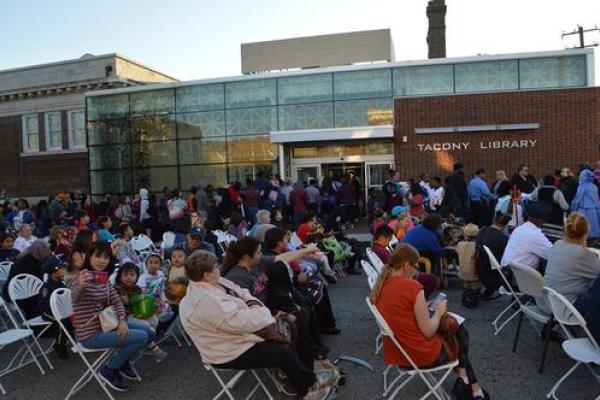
[22,114,39,153]
[68,110,86,149]
[334,69,391,100]
[45,112,63,150]
[393,64,454,96]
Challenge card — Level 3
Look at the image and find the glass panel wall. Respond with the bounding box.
[519,56,586,88]
[393,64,453,95]
[176,83,224,112]
[225,79,276,108]
[455,60,518,92]
[278,74,333,104]
[334,69,391,100]
[87,54,588,195]
[279,103,333,131]
[334,98,392,127]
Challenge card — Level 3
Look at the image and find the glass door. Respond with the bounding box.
[294,165,321,184]
[366,163,393,190]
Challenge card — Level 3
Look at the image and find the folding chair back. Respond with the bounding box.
[0,261,12,283]
[130,234,157,253]
[509,262,544,299]
[545,287,600,348]
[483,245,518,294]
[49,288,75,343]
[361,260,379,289]
[8,273,43,302]
[366,247,384,273]
[161,231,176,250]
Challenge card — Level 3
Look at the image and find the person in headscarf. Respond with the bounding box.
[571,170,600,239]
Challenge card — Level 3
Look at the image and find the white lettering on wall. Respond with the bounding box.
[417,140,537,152]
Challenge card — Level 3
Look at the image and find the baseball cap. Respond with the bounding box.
[42,255,66,274]
[189,227,206,239]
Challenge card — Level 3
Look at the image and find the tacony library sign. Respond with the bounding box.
[417,139,538,152]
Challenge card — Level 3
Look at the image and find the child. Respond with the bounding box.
[113,263,168,363]
[457,223,480,288]
[0,232,18,262]
[138,253,176,337]
[37,255,73,359]
[168,248,186,282]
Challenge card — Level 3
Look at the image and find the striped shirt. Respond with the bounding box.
[71,271,126,342]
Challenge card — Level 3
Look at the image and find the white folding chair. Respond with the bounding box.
[158,316,192,348]
[130,234,158,254]
[0,262,12,283]
[50,288,116,400]
[365,297,457,400]
[483,245,523,335]
[161,231,176,250]
[8,274,54,370]
[366,247,385,273]
[200,357,274,400]
[544,287,600,400]
[509,262,554,373]
[360,260,379,290]
[0,296,46,395]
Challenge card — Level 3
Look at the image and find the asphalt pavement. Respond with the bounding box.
[1,273,598,400]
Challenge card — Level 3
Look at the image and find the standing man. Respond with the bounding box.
[468,168,495,227]
[447,163,468,219]
[510,163,537,194]
[49,192,68,226]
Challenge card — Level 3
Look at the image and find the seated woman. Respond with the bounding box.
[71,242,149,392]
[221,236,318,302]
[264,227,340,336]
[179,250,330,399]
[97,215,117,243]
[14,223,38,253]
[2,240,52,319]
[372,225,438,299]
[371,244,489,400]
[544,212,600,314]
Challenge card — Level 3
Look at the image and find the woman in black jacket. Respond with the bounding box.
[2,240,51,319]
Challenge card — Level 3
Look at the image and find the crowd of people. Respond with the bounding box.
[0,159,599,399]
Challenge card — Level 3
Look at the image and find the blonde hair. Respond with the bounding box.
[370,244,420,303]
[564,212,589,242]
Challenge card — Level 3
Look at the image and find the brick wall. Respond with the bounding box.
[393,87,600,181]
[0,114,88,197]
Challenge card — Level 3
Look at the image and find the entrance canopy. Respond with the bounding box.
[270,125,393,144]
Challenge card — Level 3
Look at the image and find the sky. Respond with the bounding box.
[0,0,599,81]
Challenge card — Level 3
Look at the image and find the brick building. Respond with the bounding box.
[394,87,600,180]
[0,53,177,198]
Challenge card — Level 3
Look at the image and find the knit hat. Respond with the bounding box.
[462,223,479,238]
[391,205,408,218]
[42,255,66,274]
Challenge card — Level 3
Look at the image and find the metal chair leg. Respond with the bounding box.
[539,321,553,374]
[512,312,524,353]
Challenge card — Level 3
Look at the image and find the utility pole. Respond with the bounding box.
[561,25,599,48]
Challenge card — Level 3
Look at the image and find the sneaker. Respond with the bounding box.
[274,371,298,396]
[473,388,490,400]
[119,362,138,381]
[99,366,129,392]
[452,378,470,399]
[150,346,168,363]
[302,384,332,400]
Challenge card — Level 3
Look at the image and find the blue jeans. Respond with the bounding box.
[127,320,156,345]
[81,326,148,371]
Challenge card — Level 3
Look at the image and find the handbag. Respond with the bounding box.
[99,284,119,333]
[254,317,292,345]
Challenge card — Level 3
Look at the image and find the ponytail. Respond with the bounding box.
[221,236,260,276]
[369,244,420,304]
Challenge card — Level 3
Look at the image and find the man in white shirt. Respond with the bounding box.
[501,202,553,270]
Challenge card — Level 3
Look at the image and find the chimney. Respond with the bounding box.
[426,0,447,58]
